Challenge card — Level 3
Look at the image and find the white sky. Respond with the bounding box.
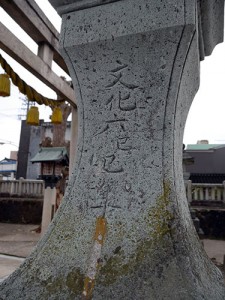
[0,1,225,160]
[0,1,64,160]
[184,42,225,146]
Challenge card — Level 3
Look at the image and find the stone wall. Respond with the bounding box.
[0,198,43,224]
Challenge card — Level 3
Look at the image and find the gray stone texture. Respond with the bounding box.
[1,0,225,299]
[50,0,225,60]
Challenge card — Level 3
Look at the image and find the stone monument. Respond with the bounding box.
[1,0,225,299]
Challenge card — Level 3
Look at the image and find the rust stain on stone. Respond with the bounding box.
[82,277,95,300]
[82,216,107,299]
[94,216,107,244]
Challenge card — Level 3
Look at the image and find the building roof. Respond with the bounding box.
[186,144,225,151]
[0,158,17,175]
[183,151,194,165]
[30,147,69,164]
[0,158,17,164]
[190,173,225,184]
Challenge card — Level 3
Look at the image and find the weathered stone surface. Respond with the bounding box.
[50,0,225,60]
[1,0,225,299]
[197,0,224,59]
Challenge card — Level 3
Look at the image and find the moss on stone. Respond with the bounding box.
[45,276,64,294]
[42,182,175,293]
[97,181,175,286]
[66,269,85,295]
[147,181,174,241]
[98,249,130,285]
[44,268,84,297]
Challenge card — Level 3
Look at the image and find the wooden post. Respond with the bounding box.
[38,42,54,68]
[69,107,78,178]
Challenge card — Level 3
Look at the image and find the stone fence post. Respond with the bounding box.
[223,181,225,205]
[18,177,24,196]
[187,180,192,204]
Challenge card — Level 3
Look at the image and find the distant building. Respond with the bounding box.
[30,146,69,183]
[10,151,18,160]
[16,120,71,180]
[185,141,225,183]
[0,158,17,179]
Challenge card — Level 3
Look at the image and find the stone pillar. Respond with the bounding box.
[41,186,57,236]
[0,1,225,299]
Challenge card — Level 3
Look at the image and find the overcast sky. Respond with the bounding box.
[0,1,63,160]
[0,1,225,160]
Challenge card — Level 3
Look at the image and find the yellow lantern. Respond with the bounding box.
[26,106,39,126]
[51,107,62,124]
[0,74,10,97]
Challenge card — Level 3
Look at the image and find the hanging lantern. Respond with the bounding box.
[0,74,10,97]
[26,106,39,126]
[51,107,62,124]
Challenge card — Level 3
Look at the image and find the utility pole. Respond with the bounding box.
[17,96,35,120]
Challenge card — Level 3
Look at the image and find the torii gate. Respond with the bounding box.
[1,0,225,299]
[0,0,78,174]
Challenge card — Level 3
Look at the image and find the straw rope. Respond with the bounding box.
[0,53,65,107]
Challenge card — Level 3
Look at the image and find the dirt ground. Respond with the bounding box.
[201,239,225,280]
